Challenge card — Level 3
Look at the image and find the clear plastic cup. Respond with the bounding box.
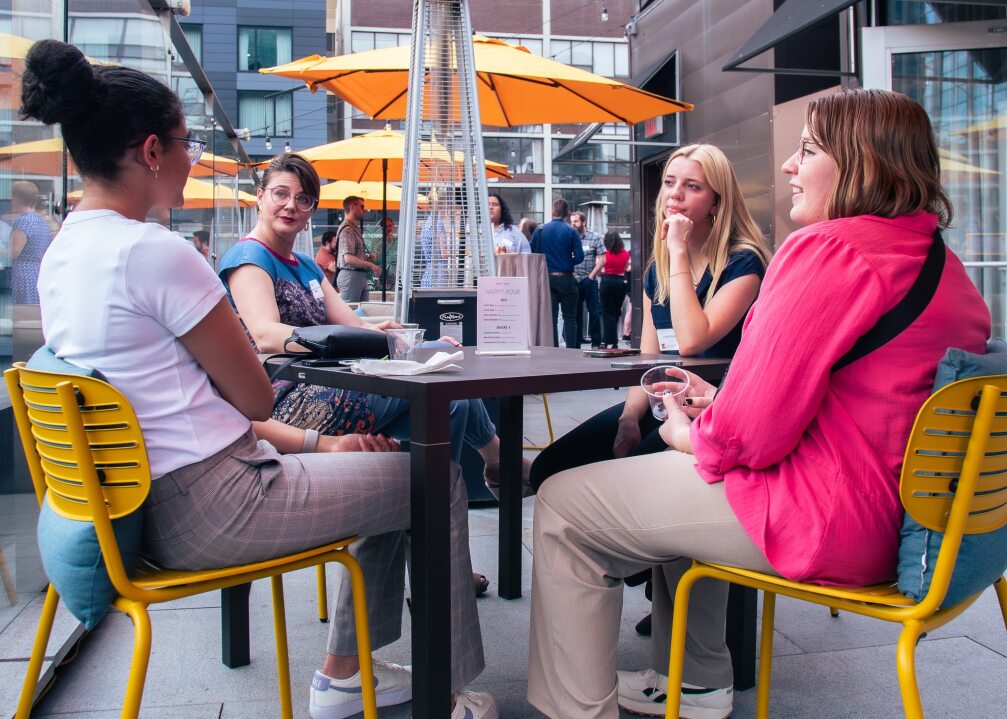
[640,365,690,421]
[386,328,426,361]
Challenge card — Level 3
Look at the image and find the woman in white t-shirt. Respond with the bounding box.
[23,39,497,719]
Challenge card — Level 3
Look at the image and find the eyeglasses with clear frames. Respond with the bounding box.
[267,186,318,212]
[165,135,207,165]
[796,139,814,165]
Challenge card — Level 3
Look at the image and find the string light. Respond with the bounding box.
[265,136,272,150]
[600,2,608,22]
[284,140,291,153]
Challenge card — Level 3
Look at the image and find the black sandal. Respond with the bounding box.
[473,572,490,597]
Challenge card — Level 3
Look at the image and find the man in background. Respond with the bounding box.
[531,197,583,348]
[335,195,381,302]
[315,230,337,285]
[570,210,605,349]
[192,229,211,262]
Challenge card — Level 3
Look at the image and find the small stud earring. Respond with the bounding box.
[150,164,159,180]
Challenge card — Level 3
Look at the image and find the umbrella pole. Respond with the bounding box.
[382,159,388,302]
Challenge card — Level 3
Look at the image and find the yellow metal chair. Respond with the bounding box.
[665,376,1007,719]
[6,365,377,719]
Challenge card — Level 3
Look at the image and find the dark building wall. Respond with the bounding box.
[184,0,328,154]
[632,0,775,233]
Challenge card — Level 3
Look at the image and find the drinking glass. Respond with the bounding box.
[386,328,426,361]
[640,365,690,421]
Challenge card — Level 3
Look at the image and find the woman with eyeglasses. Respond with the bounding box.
[526,89,990,719]
[24,40,498,719]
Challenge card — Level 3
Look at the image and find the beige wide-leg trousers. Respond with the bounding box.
[528,450,777,718]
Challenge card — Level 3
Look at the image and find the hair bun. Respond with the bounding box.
[20,39,100,126]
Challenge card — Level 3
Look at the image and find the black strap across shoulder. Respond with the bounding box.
[832,231,946,373]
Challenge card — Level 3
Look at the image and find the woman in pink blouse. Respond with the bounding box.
[527,88,991,719]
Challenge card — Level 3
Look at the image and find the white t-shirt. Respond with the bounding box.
[38,210,250,478]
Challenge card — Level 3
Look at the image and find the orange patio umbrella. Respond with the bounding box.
[261,35,692,127]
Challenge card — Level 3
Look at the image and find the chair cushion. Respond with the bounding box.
[26,347,142,629]
[896,339,1007,607]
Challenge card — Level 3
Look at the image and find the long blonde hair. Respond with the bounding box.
[649,144,771,306]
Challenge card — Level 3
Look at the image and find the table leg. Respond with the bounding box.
[497,395,524,599]
[409,395,453,719]
[726,585,757,690]
[221,583,251,668]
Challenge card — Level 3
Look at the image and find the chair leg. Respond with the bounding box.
[16,585,60,719]
[119,600,153,719]
[271,576,294,719]
[829,606,839,617]
[522,394,556,451]
[896,622,926,719]
[665,568,701,719]
[755,592,776,719]
[341,554,377,719]
[994,576,1007,634]
[316,565,329,623]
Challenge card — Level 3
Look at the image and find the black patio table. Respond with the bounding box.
[223,347,749,718]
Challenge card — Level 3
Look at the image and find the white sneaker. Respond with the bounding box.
[450,690,499,719]
[617,668,732,719]
[309,660,412,719]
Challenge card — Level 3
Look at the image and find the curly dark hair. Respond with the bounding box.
[489,193,515,230]
[20,39,184,182]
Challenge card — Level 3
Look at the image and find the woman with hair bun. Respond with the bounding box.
[23,39,497,719]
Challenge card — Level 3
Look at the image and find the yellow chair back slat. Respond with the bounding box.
[7,365,151,521]
[901,376,1007,536]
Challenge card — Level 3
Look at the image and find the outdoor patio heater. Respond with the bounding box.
[394,0,495,336]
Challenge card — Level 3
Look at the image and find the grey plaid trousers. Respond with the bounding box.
[142,430,485,692]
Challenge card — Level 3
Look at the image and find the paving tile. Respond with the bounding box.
[0,590,81,661]
[0,657,53,717]
[33,704,222,718]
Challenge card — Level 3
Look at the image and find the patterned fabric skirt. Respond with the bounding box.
[272,380,374,436]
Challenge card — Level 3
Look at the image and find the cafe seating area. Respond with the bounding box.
[1,388,1005,718]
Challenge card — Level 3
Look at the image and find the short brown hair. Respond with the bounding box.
[11,181,40,208]
[552,197,569,218]
[806,88,952,228]
[260,152,320,202]
[343,195,362,212]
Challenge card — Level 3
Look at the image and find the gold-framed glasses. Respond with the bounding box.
[796,139,814,165]
[268,186,317,212]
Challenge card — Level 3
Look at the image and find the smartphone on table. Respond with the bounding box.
[610,358,683,369]
[582,348,640,358]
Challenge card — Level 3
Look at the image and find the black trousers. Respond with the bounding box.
[599,274,628,347]
[576,276,601,347]
[548,273,580,349]
[528,400,665,492]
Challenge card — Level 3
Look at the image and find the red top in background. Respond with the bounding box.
[603,248,630,275]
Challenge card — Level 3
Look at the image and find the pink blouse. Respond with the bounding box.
[691,212,990,586]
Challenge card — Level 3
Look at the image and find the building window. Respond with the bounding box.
[496,187,545,225]
[551,39,629,77]
[238,91,293,137]
[484,137,543,174]
[351,31,409,54]
[180,23,202,63]
[238,27,292,72]
[551,141,630,184]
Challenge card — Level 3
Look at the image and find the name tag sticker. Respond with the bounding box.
[582,243,590,253]
[657,328,679,352]
[309,279,324,301]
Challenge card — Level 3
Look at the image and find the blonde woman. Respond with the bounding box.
[529,144,771,486]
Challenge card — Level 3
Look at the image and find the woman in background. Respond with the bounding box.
[598,230,630,348]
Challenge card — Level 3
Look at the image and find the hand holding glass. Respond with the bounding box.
[385,328,426,360]
[641,365,690,421]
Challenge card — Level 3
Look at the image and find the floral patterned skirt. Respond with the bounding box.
[272,380,374,436]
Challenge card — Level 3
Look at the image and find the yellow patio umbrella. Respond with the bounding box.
[69,177,256,209]
[189,151,243,178]
[938,148,1000,176]
[256,129,511,182]
[261,35,692,127]
[317,180,431,210]
[0,32,117,65]
[0,137,77,176]
[954,114,1007,136]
